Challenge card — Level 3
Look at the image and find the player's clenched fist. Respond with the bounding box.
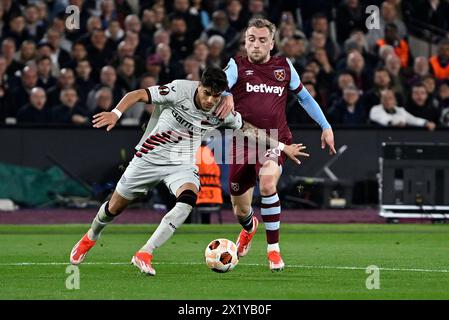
[92,111,119,131]
[283,143,309,165]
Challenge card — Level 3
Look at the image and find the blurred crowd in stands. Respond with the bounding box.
[1,0,449,129]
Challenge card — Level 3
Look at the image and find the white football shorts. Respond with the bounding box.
[116,156,200,200]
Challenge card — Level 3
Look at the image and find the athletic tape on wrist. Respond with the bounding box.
[277,142,285,151]
[112,109,122,119]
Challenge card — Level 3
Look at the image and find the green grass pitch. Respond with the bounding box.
[1,223,449,300]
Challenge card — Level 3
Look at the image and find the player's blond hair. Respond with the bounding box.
[247,18,276,39]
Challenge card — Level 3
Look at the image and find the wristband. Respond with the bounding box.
[111,109,122,119]
[277,142,285,151]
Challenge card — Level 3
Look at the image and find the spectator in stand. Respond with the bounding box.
[36,56,57,90]
[169,14,193,61]
[43,28,72,70]
[77,16,102,47]
[277,35,307,74]
[405,0,449,41]
[124,14,152,57]
[1,38,23,77]
[406,82,440,124]
[192,39,209,74]
[207,35,226,69]
[327,85,367,125]
[49,12,72,53]
[51,87,88,125]
[362,67,403,115]
[9,65,38,118]
[366,1,407,52]
[117,56,137,92]
[438,80,449,110]
[226,0,249,32]
[3,14,30,48]
[91,86,114,116]
[66,42,88,70]
[141,8,158,37]
[16,40,36,66]
[247,0,267,18]
[144,53,163,81]
[86,28,114,82]
[308,30,339,66]
[374,23,411,68]
[406,56,431,87]
[152,3,170,30]
[335,0,367,45]
[169,0,204,40]
[345,50,372,91]
[422,74,440,109]
[105,20,125,49]
[429,39,449,81]
[24,3,47,42]
[86,65,126,112]
[190,0,211,30]
[156,43,183,83]
[182,55,201,81]
[439,81,449,126]
[0,56,11,122]
[310,13,340,64]
[201,10,238,47]
[327,70,356,109]
[385,53,406,100]
[74,59,94,108]
[369,89,436,130]
[16,87,49,124]
[99,0,117,29]
[47,68,76,108]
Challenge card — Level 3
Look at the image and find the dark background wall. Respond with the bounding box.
[1,125,448,205]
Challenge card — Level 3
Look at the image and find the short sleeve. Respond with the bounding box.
[221,110,242,129]
[287,58,303,94]
[224,58,238,90]
[147,81,179,105]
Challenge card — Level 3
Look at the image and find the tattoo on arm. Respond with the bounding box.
[239,121,279,148]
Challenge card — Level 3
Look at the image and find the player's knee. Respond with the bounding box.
[259,177,277,195]
[176,189,197,209]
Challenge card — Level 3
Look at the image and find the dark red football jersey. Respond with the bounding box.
[229,55,301,143]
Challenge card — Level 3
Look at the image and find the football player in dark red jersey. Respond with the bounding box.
[216,18,336,272]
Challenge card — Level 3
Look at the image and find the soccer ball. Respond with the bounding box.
[204,238,239,273]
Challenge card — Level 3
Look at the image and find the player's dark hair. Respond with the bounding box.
[200,67,228,94]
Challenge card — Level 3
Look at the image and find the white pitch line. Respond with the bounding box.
[0,261,448,274]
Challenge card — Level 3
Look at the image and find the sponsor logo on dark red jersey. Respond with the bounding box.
[274,68,286,81]
[246,82,285,96]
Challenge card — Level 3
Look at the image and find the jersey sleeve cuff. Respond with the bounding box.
[145,88,152,103]
[292,82,303,95]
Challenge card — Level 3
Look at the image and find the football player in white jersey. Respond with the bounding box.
[69,67,308,276]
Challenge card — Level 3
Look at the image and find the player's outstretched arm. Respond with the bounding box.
[93,89,149,131]
[296,88,337,155]
[239,121,309,165]
[287,58,336,155]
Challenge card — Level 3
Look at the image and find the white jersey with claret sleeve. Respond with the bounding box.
[135,80,242,165]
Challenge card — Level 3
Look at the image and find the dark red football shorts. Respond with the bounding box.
[228,142,288,196]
